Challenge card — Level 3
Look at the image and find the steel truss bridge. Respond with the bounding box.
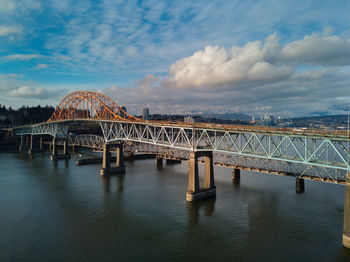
[13,91,350,184]
[10,90,350,248]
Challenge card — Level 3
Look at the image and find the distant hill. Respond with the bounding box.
[288,114,348,121]
[200,112,251,121]
[286,114,349,128]
[329,104,350,112]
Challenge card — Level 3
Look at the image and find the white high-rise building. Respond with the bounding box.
[143,108,149,120]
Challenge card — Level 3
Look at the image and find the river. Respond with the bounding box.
[0,151,349,261]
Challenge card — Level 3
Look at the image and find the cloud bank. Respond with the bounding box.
[0,25,21,36]
[106,33,350,117]
[165,34,350,90]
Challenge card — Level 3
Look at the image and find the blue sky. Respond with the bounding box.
[1,0,350,117]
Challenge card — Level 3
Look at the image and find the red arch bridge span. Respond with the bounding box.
[11,90,350,248]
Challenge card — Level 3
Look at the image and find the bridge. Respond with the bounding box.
[11,91,350,248]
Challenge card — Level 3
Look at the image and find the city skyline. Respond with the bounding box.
[1,0,350,117]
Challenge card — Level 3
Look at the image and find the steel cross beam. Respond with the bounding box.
[100,121,350,172]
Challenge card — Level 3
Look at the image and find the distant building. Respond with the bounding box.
[184,116,195,124]
[143,108,149,120]
[262,115,276,126]
[250,116,256,124]
[120,106,127,119]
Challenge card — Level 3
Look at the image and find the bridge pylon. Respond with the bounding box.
[100,143,125,175]
[19,134,28,152]
[50,138,70,160]
[186,151,216,201]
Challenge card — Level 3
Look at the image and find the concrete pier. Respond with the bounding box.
[343,173,350,248]
[28,135,34,154]
[39,136,43,152]
[232,168,240,185]
[155,157,163,168]
[100,143,125,175]
[50,138,70,160]
[19,135,27,151]
[52,138,56,157]
[186,151,216,202]
[296,177,305,193]
[25,136,29,149]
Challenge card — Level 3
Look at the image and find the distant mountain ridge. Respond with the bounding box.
[200,112,251,121]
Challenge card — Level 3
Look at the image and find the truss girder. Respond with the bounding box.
[69,134,105,150]
[100,122,350,172]
[123,142,347,183]
[13,123,68,137]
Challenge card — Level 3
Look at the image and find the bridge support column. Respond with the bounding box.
[343,173,350,248]
[100,143,125,175]
[186,151,216,202]
[39,136,43,152]
[51,138,57,157]
[28,135,34,154]
[232,168,240,185]
[26,135,29,149]
[100,143,111,175]
[296,178,304,193]
[50,138,70,160]
[155,157,163,168]
[19,135,26,151]
[63,140,69,156]
[114,144,125,174]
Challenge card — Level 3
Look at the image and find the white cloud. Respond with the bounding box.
[33,63,49,69]
[9,86,50,98]
[2,54,43,60]
[163,33,350,90]
[281,34,350,65]
[0,0,15,11]
[105,33,350,117]
[165,36,292,89]
[0,25,21,36]
[0,0,41,12]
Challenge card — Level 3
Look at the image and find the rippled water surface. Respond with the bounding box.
[1,151,350,261]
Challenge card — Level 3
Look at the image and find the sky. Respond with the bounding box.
[1,0,350,117]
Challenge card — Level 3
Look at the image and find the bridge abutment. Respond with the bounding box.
[186,151,216,202]
[296,178,305,193]
[100,143,125,175]
[343,173,350,248]
[232,168,240,185]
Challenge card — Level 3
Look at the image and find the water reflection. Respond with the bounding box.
[101,174,125,193]
[186,198,216,226]
[232,178,240,187]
